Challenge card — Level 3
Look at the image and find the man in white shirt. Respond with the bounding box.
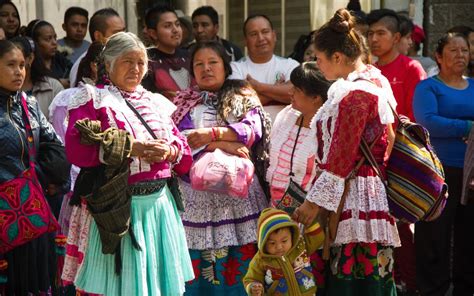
[229,14,299,120]
[69,8,125,87]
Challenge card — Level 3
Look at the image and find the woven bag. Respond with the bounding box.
[361,114,448,223]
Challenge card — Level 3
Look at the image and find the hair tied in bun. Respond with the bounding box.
[330,9,353,33]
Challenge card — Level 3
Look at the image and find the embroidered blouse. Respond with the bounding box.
[173,89,263,151]
[65,84,192,184]
[267,106,317,205]
[306,65,400,247]
[142,48,196,100]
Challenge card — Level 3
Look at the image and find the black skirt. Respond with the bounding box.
[4,232,57,296]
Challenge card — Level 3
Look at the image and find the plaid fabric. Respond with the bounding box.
[74,119,134,255]
[74,119,132,168]
[86,163,130,254]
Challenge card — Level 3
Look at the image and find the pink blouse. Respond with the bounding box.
[65,84,192,184]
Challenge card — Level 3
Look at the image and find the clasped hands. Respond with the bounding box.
[131,139,173,163]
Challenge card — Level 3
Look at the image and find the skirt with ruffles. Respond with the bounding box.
[179,177,268,250]
[179,177,267,295]
[61,198,92,286]
[72,185,194,295]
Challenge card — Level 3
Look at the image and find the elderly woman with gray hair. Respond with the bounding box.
[61,32,194,295]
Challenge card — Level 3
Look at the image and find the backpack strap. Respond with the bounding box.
[352,76,395,184]
[360,137,387,186]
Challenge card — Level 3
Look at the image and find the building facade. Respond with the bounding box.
[12,0,471,58]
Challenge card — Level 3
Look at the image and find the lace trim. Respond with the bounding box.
[67,84,94,111]
[179,176,268,249]
[343,176,389,212]
[48,87,81,120]
[333,66,396,125]
[68,84,177,175]
[184,220,259,250]
[334,218,401,247]
[307,173,400,246]
[306,170,345,212]
[317,79,395,124]
[62,201,92,283]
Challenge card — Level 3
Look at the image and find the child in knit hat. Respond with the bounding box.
[243,208,325,295]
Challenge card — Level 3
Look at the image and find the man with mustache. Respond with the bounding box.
[229,14,299,122]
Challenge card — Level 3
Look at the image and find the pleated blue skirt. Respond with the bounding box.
[74,185,194,295]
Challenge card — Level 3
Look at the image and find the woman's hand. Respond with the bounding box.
[292,200,320,227]
[142,140,172,163]
[207,141,251,159]
[186,128,213,149]
[131,139,171,163]
[131,140,151,157]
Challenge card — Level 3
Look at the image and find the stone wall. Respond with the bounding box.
[424,0,474,56]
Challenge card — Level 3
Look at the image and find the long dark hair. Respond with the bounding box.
[0,1,20,39]
[190,41,232,78]
[76,41,104,87]
[10,36,50,84]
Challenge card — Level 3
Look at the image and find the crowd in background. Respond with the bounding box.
[0,0,474,295]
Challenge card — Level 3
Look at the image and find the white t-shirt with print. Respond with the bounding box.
[230,55,299,84]
[229,55,299,121]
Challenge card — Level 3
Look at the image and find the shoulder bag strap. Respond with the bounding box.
[124,99,157,140]
[359,137,387,186]
[18,93,36,167]
[124,97,186,211]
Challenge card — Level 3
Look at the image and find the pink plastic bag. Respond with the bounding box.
[190,148,254,198]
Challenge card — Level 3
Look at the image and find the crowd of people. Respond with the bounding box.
[0,0,473,295]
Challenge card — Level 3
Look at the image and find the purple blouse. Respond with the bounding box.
[177,107,262,149]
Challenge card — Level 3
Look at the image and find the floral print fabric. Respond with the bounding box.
[326,243,397,296]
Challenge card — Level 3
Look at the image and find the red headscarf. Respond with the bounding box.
[412,25,425,45]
